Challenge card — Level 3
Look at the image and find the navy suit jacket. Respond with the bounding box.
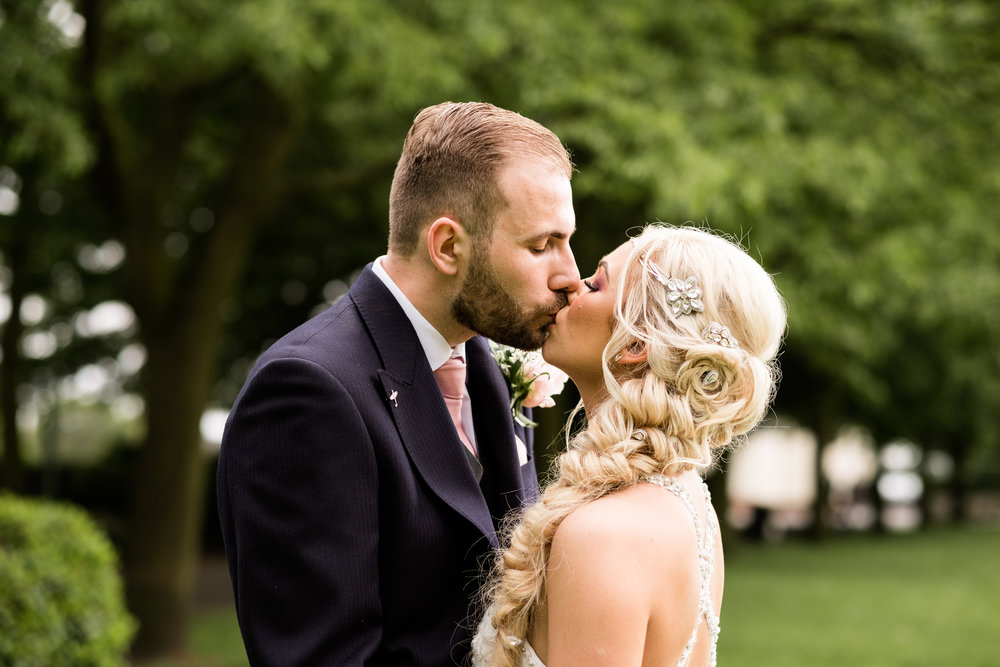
[217,265,539,666]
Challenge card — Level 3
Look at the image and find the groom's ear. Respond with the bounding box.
[426,217,467,276]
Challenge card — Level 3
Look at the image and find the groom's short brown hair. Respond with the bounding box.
[388,102,572,256]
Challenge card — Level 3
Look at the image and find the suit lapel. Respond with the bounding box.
[351,267,499,545]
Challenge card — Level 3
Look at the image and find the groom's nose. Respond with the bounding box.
[548,244,580,295]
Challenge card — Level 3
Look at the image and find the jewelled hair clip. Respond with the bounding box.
[703,321,739,348]
[640,256,705,316]
[666,276,705,317]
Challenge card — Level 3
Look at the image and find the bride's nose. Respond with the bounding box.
[566,282,586,305]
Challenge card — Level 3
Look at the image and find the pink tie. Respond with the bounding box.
[434,355,477,457]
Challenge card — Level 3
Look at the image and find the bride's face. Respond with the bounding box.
[542,240,632,390]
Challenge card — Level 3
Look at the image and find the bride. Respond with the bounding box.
[472,225,786,666]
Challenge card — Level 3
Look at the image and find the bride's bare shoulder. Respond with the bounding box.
[551,481,698,571]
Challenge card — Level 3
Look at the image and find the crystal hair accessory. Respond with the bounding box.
[657,276,705,317]
[641,256,705,316]
[702,370,720,386]
[703,322,739,348]
[665,276,704,316]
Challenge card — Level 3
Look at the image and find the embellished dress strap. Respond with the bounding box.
[645,475,721,667]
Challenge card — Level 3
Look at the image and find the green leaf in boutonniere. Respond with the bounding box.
[488,341,569,428]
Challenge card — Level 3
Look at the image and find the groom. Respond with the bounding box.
[217,102,580,666]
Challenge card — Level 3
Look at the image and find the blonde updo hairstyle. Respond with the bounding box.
[479,225,786,666]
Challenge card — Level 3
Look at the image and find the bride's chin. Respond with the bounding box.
[540,347,572,382]
[540,339,558,364]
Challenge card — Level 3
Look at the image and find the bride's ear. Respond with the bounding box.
[617,340,647,365]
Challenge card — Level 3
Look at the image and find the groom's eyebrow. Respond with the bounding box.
[525,229,572,245]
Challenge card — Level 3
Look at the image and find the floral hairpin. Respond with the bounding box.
[702,321,739,348]
[639,255,704,316]
[666,277,704,316]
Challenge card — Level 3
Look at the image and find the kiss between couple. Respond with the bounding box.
[217,102,786,666]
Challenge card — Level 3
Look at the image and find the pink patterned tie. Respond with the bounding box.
[433,355,477,457]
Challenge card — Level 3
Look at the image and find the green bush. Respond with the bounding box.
[0,494,136,666]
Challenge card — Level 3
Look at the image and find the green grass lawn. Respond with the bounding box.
[719,524,1000,666]
[151,524,999,666]
[139,606,247,667]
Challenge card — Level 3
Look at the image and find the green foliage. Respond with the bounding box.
[4,0,996,453]
[2,0,999,652]
[0,494,136,666]
[0,0,92,174]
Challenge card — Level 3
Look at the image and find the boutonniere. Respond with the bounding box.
[489,341,569,428]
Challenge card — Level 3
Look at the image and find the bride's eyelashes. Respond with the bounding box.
[583,268,606,292]
[582,261,609,293]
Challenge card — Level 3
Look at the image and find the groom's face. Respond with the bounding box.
[451,158,580,350]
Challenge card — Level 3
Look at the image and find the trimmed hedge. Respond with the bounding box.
[0,494,136,666]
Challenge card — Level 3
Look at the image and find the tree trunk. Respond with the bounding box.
[806,412,836,541]
[124,318,218,657]
[870,456,887,534]
[1,235,26,493]
[119,85,299,657]
[947,438,968,524]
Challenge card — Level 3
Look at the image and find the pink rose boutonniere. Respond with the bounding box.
[489,341,569,428]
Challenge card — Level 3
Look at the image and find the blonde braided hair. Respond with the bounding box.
[479,225,786,666]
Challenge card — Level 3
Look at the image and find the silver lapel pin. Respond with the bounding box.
[389,390,398,407]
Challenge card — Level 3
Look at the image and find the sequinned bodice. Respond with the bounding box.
[645,475,720,667]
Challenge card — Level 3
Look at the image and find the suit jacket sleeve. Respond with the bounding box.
[218,356,382,665]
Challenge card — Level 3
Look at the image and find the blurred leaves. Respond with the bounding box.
[1,0,999,649]
[0,0,995,456]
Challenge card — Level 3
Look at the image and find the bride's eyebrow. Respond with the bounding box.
[598,260,609,279]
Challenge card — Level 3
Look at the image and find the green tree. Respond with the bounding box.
[2,0,998,659]
[62,0,502,655]
[1,0,100,492]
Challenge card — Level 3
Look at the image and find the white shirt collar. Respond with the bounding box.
[372,256,465,370]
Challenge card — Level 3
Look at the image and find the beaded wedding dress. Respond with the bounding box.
[471,476,720,667]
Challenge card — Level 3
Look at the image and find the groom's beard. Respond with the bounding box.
[452,250,568,351]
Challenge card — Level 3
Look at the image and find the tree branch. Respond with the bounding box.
[173,80,303,334]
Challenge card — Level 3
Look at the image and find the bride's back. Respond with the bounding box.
[526,470,722,667]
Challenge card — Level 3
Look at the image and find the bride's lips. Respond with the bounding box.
[545,298,570,329]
